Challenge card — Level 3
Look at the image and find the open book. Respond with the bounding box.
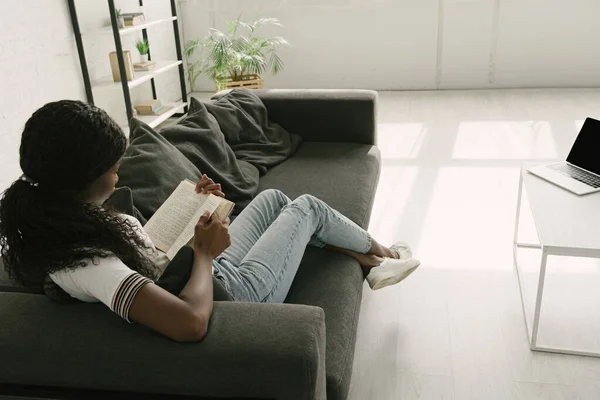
[144,179,235,259]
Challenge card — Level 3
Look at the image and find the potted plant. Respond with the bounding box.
[184,17,289,92]
[116,9,124,29]
[135,39,150,63]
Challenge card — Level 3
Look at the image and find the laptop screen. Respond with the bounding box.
[567,117,600,174]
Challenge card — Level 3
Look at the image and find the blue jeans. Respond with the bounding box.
[212,189,372,303]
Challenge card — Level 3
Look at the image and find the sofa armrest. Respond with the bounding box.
[214,89,378,145]
[0,293,326,400]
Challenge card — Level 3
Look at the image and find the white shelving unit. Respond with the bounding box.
[68,0,188,137]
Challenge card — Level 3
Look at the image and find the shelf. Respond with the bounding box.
[82,17,177,37]
[136,101,187,129]
[93,60,183,90]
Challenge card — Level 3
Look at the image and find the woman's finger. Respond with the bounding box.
[203,183,221,192]
[195,175,208,193]
[198,210,211,225]
[200,184,219,194]
[211,190,226,198]
[195,177,214,193]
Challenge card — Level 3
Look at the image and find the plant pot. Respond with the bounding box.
[216,74,264,92]
[117,16,125,29]
[139,54,148,63]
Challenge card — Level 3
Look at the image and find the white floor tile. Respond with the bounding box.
[398,372,455,400]
[513,382,578,400]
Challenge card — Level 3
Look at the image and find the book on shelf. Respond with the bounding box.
[149,105,173,116]
[109,51,135,82]
[135,99,162,114]
[143,179,234,259]
[133,60,156,71]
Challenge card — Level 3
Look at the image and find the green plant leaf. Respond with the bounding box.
[254,17,282,29]
[239,21,254,32]
[251,37,270,50]
[190,69,203,85]
[210,31,232,71]
[184,39,205,57]
[269,36,290,47]
[230,12,244,35]
[231,37,248,52]
[135,38,149,55]
[226,20,236,34]
[240,53,266,76]
[267,51,284,75]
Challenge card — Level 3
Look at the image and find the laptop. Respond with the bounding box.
[528,117,600,195]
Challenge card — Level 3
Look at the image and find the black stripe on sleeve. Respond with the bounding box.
[111,273,152,322]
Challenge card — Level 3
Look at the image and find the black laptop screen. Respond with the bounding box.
[566,117,600,175]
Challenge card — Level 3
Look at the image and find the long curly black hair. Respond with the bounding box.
[0,100,157,291]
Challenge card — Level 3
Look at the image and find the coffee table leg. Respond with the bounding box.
[513,169,524,246]
[530,249,548,350]
[513,170,533,342]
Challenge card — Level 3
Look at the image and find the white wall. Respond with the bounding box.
[0,0,84,190]
[180,0,600,91]
[0,0,186,191]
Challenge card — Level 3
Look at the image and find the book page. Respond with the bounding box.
[166,194,222,260]
[214,200,235,222]
[144,181,205,253]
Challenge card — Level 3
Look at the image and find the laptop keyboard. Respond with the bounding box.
[549,163,600,188]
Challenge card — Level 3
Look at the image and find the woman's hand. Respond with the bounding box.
[193,211,231,258]
[195,174,225,198]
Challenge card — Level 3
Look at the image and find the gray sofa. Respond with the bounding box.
[0,90,381,400]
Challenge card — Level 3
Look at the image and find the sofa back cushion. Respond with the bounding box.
[117,119,202,220]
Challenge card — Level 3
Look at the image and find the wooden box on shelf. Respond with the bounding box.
[109,51,135,82]
[216,74,264,92]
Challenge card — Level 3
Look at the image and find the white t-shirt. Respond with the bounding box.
[50,214,170,322]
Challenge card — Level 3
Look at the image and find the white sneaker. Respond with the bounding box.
[366,258,420,290]
[390,241,412,259]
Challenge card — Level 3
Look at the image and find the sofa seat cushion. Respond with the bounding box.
[257,142,381,229]
[258,141,381,400]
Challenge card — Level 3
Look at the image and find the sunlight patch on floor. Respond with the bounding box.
[368,165,419,246]
[453,120,557,160]
[415,166,520,270]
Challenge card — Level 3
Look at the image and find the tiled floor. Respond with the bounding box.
[348,89,600,400]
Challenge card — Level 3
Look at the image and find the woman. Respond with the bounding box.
[0,100,419,342]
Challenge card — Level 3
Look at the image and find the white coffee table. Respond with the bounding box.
[514,166,600,357]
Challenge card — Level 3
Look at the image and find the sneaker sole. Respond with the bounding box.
[367,260,420,290]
